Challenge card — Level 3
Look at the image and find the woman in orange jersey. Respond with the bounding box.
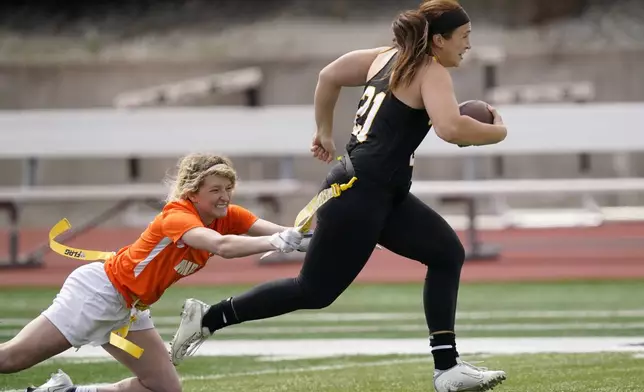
[0,153,304,392]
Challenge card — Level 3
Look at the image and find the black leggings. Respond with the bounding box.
[231,158,465,333]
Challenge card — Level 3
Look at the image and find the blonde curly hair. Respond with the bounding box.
[165,153,238,202]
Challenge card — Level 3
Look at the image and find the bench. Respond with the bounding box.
[409,178,644,259]
[0,106,320,268]
[2,102,644,264]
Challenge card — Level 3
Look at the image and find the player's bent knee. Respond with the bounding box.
[442,235,466,270]
[453,241,466,267]
[423,240,465,272]
[301,287,340,309]
[295,276,342,310]
[304,295,336,309]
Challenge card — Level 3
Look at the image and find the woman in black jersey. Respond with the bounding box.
[172,1,508,391]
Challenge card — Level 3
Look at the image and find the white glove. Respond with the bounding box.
[297,230,313,252]
[269,228,303,253]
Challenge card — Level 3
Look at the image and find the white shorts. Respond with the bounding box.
[42,261,155,348]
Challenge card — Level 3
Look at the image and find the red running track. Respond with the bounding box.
[0,222,643,287]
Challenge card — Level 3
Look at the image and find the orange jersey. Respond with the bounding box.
[104,200,258,307]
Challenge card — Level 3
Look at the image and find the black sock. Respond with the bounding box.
[201,297,241,333]
[430,332,458,370]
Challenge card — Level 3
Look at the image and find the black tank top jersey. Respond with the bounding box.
[345,53,431,190]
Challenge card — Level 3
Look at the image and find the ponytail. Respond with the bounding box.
[388,0,470,91]
[389,10,431,91]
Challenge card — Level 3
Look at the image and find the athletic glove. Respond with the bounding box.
[268,228,303,253]
[296,230,313,252]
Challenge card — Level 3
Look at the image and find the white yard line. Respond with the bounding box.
[39,336,644,360]
[2,322,644,339]
[4,309,644,327]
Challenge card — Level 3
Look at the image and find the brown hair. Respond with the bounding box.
[164,153,238,202]
[389,0,467,90]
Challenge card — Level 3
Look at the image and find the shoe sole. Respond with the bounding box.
[169,300,210,366]
[168,301,189,366]
[467,374,507,391]
[439,373,507,392]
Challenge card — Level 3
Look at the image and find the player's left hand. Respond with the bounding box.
[296,230,313,252]
[311,131,336,163]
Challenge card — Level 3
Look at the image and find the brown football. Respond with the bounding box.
[459,100,494,124]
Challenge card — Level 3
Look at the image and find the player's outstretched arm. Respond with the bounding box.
[245,218,288,236]
[181,227,301,259]
[421,62,507,146]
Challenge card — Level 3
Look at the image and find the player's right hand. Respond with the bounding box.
[311,131,336,163]
[269,228,303,253]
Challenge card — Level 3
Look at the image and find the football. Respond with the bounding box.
[459,100,494,124]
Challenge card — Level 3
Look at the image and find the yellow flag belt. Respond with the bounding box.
[260,173,358,260]
[48,218,145,359]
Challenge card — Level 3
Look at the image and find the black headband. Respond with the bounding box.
[429,8,470,35]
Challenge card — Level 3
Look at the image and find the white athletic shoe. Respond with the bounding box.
[169,298,213,366]
[26,369,73,392]
[433,359,506,392]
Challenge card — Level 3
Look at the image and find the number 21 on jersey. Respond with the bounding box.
[352,86,386,143]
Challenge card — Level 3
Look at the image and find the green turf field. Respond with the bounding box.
[2,280,644,391]
[2,352,644,391]
[2,280,644,340]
